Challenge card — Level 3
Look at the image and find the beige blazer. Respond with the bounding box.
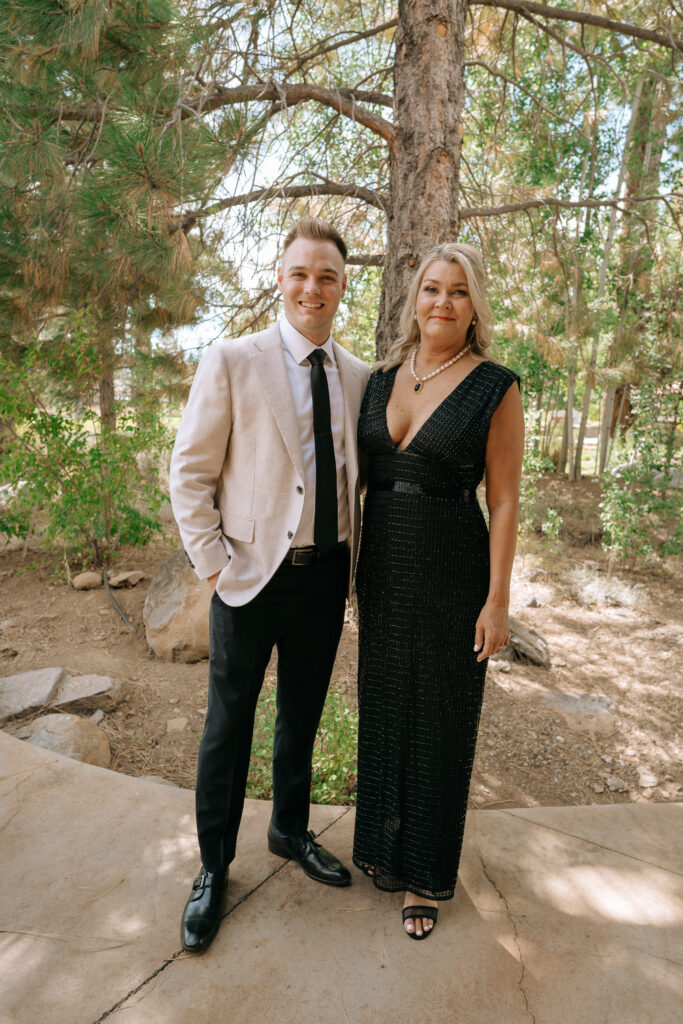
[169,324,371,607]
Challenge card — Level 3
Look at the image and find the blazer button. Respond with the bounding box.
[296,485,303,494]
[287,531,293,539]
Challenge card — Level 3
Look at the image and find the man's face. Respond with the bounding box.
[277,238,347,345]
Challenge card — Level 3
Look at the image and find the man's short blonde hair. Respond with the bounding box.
[282,216,347,263]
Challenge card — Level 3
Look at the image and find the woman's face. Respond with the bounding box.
[414,260,475,350]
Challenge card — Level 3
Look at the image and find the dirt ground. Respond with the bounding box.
[1,477,681,810]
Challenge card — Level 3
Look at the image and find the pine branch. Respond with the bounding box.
[279,18,399,71]
[460,193,683,218]
[195,83,395,145]
[465,59,591,141]
[56,84,395,141]
[476,0,683,53]
[181,181,387,230]
[347,255,384,266]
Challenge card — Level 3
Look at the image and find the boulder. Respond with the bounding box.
[0,667,68,722]
[107,570,145,588]
[72,571,102,590]
[52,673,122,714]
[542,690,618,737]
[138,774,177,787]
[14,712,111,767]
[143,551,211,662]
[0,668,122,723]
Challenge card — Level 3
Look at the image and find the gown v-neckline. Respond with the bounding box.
[385,360,489,453]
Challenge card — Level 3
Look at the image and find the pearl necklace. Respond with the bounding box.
[409,343,471,393]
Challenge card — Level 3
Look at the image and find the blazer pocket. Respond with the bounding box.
[222,512,255,543]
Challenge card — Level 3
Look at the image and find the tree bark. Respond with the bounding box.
[98,370,116,434]
[376,0,468,357]
[566,367,576,481]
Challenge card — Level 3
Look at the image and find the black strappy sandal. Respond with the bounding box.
[402,905,438,940]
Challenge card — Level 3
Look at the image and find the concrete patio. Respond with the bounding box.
[1,729,681,1024]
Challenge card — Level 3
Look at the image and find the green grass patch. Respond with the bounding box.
[246,685,358,805]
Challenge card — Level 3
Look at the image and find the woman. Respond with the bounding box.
[353,242,524,938]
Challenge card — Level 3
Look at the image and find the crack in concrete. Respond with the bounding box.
[0,772,35,832]
[500,809,683,877]
[91,805,352,1023]
[476,847,536,1024]
[628,947,683,970]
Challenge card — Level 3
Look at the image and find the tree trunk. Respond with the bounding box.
[598,384,617,474]
[376,0,467,357]
[566,368,576,481]
[98,370,116,434]
[574,373,593,480]
[557,408,568,475]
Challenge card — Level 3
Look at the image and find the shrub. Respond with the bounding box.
[599,376,681,563]
[247,686,359,805]
[0,328,169,565]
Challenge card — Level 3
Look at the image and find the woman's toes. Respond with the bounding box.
[404,917,414,934]
[424,918,433,932]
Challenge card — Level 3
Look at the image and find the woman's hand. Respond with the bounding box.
[474,603,510,663]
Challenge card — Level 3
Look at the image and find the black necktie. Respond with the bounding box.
[307,349,338,553]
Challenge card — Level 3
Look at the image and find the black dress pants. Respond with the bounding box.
[195,544,350,873]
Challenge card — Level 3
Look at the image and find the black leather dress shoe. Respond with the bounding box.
[267,823,351,887]
[180,866,228,953]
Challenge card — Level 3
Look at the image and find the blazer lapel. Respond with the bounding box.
[251,327,305,482]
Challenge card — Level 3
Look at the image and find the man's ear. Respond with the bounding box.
[340,272,348,298]
[276,263,284,292]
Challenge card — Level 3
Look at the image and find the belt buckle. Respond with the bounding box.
[291,547,316,566]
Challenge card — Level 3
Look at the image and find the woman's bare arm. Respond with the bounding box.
[474,381,524,662]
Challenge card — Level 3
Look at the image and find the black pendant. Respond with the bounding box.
[414,381,423,393]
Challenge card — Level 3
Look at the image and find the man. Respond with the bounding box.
[169,217,371,952]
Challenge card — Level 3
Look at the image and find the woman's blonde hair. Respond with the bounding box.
[378,242,494,370]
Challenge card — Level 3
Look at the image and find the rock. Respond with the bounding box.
[107,570,145,587]
[606,774,630,793]
[0,668,122,722]
[542,690,617,737]
[12,725,34,740]
[143,551,211,662]
[0,667,68,722]
[0,535,24,552]
[638,771,658,788]
[138,775,177,787]
[166,716,188,734]
[601,754,613,763]
[589,782,605,794]
[90,709,105,725]
[72,571,102,590]
[527,596,540,608]
[507,616,550,667]
[17,713,111,767]
[52,673,122,714]
[553,659,567,668]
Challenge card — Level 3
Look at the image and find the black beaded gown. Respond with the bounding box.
[353,359,520,900]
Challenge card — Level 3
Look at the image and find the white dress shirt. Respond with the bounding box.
[279,316,350,546]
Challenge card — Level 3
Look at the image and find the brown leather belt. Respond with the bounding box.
[283,543,347,566]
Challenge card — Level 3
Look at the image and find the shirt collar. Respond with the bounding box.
[279,316,336,366]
